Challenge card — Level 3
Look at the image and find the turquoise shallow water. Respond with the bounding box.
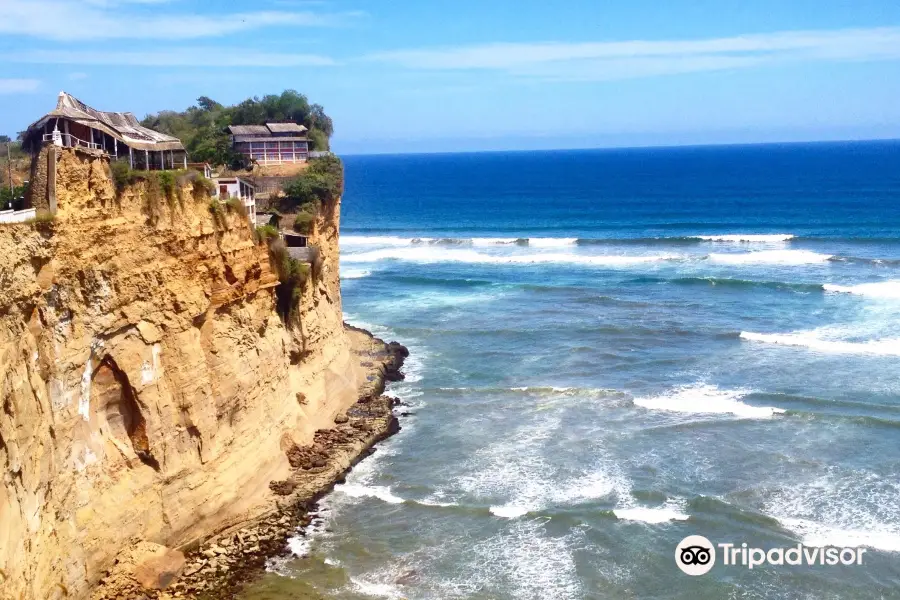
[242,143,900,599]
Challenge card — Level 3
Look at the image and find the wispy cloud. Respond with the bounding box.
[366,27,900,81]
[0,79,41,94]
[82,0,175,6]
[67,72,89,80]
[0,0,359,41]
[8,49,336,67]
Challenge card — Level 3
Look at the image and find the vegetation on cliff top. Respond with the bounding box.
[276,154,344,234]
[140,91,334,170]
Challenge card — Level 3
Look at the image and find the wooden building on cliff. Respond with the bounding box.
[22,91,187,170]
[227,123,309,166]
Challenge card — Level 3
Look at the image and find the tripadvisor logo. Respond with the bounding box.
[675,535,868,575]
[676,535,716,576]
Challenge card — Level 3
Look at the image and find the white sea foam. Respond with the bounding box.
[633,384,785,419]
[342,235,427,246]
[740,331,900,356]
[708,249,832,265]
[350,578,408,599]
[335,483,405,504]
[286,535,312,557]
[527,237,578,247]
[613,506,690,524]
[415,498,458,508]
[343,246,679,267]
[286,504,334,558]
[490,504,532,518]
[698,234,795,243]
[824,280,900,300]
[471,237,522,246]
[767,472,900,553]
[341,268,372,280]
[778,518,900,553]
[467,518,585,599]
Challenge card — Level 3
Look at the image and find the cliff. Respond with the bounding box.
[0,148,379,599]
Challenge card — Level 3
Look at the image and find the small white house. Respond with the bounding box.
[212,177,255,223]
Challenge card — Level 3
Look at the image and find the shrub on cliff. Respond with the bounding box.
[208,199,226,229]
[255,224,279,244]
[158,171,177,209]
[268,239,310,323]
[110,161,136,197]
[225,197,248,219]
[280,156,343,214]
[293,210,315,234]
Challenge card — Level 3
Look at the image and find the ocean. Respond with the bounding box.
[241,142,900,599]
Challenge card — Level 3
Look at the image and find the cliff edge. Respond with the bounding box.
[0,148,389,599]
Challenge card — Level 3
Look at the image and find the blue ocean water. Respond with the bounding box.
[243,142,900,599]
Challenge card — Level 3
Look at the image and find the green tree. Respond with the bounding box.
[141,91,334,169]
[281,155,344,211]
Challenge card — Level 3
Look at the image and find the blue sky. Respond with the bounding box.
[1,0,900,153]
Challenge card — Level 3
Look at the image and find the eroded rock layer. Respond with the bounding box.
[0,148,370,600]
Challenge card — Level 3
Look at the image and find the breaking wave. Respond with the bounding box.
[341,268,372,280]
[740,331,900,356]
[613,505,690,524]
[342,233,798,246]
[766,472,900,553]
[335,483,405,504]
[708,249,832,265]
[527,237,578,247]
[633,384,785,419]
[343,247,680,266]
[697,234,795,242]
[823,280,900,300]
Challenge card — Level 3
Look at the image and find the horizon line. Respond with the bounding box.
[336,136,900,157]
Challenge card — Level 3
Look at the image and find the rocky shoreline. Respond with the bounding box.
[92,326,409,600]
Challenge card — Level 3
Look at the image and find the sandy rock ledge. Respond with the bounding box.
[91,329,409,600]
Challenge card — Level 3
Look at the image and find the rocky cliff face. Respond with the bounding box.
[0,148,367,600]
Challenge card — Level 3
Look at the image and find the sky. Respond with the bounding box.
[1,0,900,154]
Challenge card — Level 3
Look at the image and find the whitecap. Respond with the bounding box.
[766,473,900,553]
[698,234,795,243]
[613,506,690,524]
[551,470,626,505]
[633,384,784,419]
[490,504,532,519]
[471,237,522,246]
[824,280,900,300]
[351,578,408,599]
[778,518,900,553]
[708,249,832,265]
[415,498,459,508]
[341,268,371,280]
[342,235,424,246]
[335,483,405,504]
[740,331,900,356]
[342,246,680,267]
[527,237,578,247]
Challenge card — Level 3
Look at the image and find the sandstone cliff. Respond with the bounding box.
[0,148,371,600]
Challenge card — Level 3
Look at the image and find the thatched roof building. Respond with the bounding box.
[227,123,309,166]
[23,92,187,170]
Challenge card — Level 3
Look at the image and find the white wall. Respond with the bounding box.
[0,208,36,224]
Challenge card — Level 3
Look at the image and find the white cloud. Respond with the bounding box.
[10,49,336,67]
[366,27,900,81]
[67,72,89,80]
[0,79,41,94]
[0,0,357,41]
[83,0,175,5]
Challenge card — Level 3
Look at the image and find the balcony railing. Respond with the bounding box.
[43,132,101,151]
